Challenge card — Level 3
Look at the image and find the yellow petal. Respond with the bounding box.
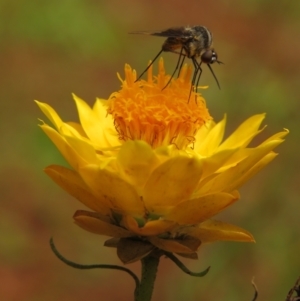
[230,129,288,189]
[194,119,216,144]
[73,94,118,148]
[194,115,226,156]
[45,165,111,215]
[66,122,87,138]
[260,129,289,145]
[122,215,176,236]
[187,219,255,243]
[225,139,285,192]
[94,98,120,146]
[165,191,239,224]
[200,138,285,194]
[232,152,278,190]
[74,210,132,238]
[214,148,253,172]
[218,114,266,150]
[59,121,85,139]
[200,148,239,179]
[143,156,203,211]
[79,164,145,216]
[35,100,63,130]
[117,140,159,189]
[40,124,87,169]
[63,134,98,165]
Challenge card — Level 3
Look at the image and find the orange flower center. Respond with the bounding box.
[107,58,212,149]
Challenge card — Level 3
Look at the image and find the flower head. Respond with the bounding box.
[36,59,288,263]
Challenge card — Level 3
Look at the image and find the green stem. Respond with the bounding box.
[135,254,160,301]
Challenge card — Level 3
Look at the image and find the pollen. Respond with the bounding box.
[107,58,212,149]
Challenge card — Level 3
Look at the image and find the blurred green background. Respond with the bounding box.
[0,0,299,300]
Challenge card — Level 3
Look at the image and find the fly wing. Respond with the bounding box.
[129,27,194,38]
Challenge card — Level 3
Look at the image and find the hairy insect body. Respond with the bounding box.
[130,25,222,95]
[159,26,213,58]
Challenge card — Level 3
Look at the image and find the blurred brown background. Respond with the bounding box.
[0,0,299,300]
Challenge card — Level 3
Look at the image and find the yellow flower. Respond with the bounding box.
[36,59,288,263]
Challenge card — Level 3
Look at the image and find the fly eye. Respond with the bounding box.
[201,50,218,64]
